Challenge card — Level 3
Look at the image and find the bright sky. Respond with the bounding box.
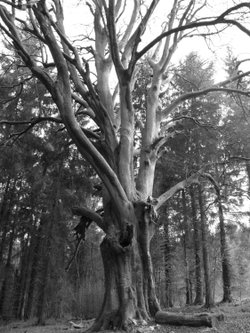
[62,0,250,82]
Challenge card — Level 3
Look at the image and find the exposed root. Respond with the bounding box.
[84,310,148,332]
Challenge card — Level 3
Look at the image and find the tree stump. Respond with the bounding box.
[155,311,224,327]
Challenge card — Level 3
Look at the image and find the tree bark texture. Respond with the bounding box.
[88,200,161,332]
[198,185,214,308]
[155,310,224,327]
[181,190,193,305]
[163,209,173,308]
[190,186,203,305]
[217,190,232,303]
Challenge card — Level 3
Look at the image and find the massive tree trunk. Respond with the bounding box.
[190,186,203,305]
[88,200,160,332]
[91,237,136,331]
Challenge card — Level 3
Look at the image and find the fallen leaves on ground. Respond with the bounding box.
[1,300,250,333]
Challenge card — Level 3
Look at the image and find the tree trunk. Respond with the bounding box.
[15,237,30,319]
[0,178,15,262]
[90,237,137,331]
[0,221,15,320]
[217,190,232,303]
[24,222,43,319]
[163,208,173,307]
[88,200,160,332]
[36,215,53,325]
[198,185,214,308]
[190,186,203,305]
[181,190,193,305]
[246,162,250,216]
[205,172,232,303]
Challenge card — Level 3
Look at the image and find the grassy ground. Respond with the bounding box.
[1,301,250,333]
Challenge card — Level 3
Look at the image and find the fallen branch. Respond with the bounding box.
[155,311,224,328]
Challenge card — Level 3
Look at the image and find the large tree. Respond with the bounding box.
[1,0,250,330]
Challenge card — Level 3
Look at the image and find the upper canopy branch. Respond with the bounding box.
[135,2,250,62]
[162,70,250,118]
[106,0,124,77]
[0,2,130,211]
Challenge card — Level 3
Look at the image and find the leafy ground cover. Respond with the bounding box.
[1,301,250,333]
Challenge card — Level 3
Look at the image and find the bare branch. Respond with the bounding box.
[163,71,250,117]
[136,3,250,61]
[155,172,200,210]
[106,0,124,76]
[72,206,105,230]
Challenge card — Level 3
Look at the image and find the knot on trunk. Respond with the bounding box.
[134,198,158,227]
[119,224,134,247]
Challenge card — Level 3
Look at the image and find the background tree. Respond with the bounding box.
[1,1,250,330]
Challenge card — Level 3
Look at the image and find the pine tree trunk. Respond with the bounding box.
[16,236,33,319]
[246,162,250,205]
[190,186,203,305]
[0,223,15,320]
[24,223,43,319]
[217,190,232,303]
[181,190,193,305]
[0,178,15,262]
[36,216,53,325]
[198,185,214,308]
[163,208,173,307]
[206,173,232,303]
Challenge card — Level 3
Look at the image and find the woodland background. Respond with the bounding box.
[0,0,250,329]
[0,49,250,323]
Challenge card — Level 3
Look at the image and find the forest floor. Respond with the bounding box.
[1,300,250,333]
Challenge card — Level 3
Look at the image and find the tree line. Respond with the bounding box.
[0,0,250,330]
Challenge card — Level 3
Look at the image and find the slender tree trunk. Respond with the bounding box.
[181,190,193,305]
[198,185,214,308]
[24,222,43,319]
[217,190,232,303]
[246,162,250,206]
[0,178,15,262]
[190,186,203,305]
[0,222,15,320]
[16,235,33,319]
[163,208,173,307]
[36,213,54,325]
[205,173,232,302]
